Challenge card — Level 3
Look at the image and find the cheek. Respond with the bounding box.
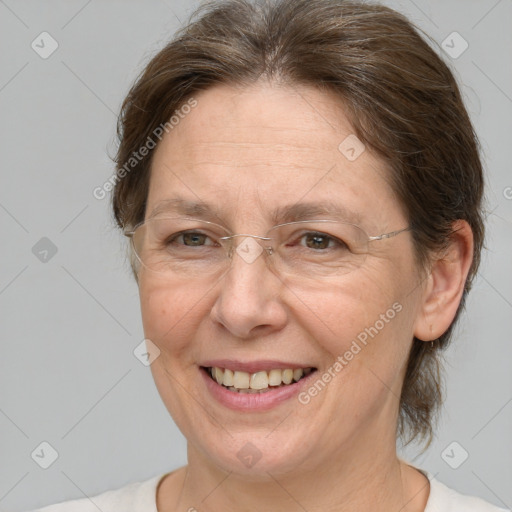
[340,264,420,390]
[139,276,208,354]
[314,270,397,338]
[309,265,413,376]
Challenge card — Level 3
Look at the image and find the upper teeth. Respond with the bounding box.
[209,367,313,390]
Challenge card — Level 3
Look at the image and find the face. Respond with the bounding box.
[138,82,426,476]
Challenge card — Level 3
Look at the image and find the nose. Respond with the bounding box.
[209,237,288,339]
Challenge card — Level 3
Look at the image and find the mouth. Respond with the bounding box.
[201,365,317,394]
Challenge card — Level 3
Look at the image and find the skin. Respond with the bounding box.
[135,81,474,511]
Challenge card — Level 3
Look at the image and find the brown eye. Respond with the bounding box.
[304,233,331,250]
[301,232,348,251]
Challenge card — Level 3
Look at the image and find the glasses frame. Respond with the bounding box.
[124,217,412,272]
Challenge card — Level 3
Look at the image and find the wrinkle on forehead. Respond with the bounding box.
[147,82,406,234]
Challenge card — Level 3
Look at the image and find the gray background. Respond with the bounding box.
[0,0,510,510]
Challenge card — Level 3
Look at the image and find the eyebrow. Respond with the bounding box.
[149,198,215,219]
[148,197,362,225]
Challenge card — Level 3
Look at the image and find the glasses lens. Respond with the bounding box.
[267,220,369,277]
[131,217,230,275]
[130,218,370,279]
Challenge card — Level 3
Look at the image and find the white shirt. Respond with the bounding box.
[28,470,509,512]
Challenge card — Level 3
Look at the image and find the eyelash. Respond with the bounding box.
[168,230,348,251]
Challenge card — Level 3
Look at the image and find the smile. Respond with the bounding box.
[203,366,315,393]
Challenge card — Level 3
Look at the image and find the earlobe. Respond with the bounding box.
[413,220,474,342]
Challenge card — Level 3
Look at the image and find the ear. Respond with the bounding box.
[413,220,474,342]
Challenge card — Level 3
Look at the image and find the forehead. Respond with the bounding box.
[147,82,403,231]
[148,197,363,227]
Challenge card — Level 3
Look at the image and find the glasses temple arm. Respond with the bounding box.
[368,226,411,241]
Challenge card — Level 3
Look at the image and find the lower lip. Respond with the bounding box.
[200,367,315,412]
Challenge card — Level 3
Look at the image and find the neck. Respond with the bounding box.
[163,433,430,512]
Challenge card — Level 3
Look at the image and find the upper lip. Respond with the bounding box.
[200,360,316,374]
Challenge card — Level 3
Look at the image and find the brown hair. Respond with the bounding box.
[112,0,485,446]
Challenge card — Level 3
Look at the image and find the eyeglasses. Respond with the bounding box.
[124,216,411,279]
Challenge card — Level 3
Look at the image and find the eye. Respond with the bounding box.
[167,230,217,247]
[297,231,349,251]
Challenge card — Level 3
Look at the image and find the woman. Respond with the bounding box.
[32,0,508,510]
